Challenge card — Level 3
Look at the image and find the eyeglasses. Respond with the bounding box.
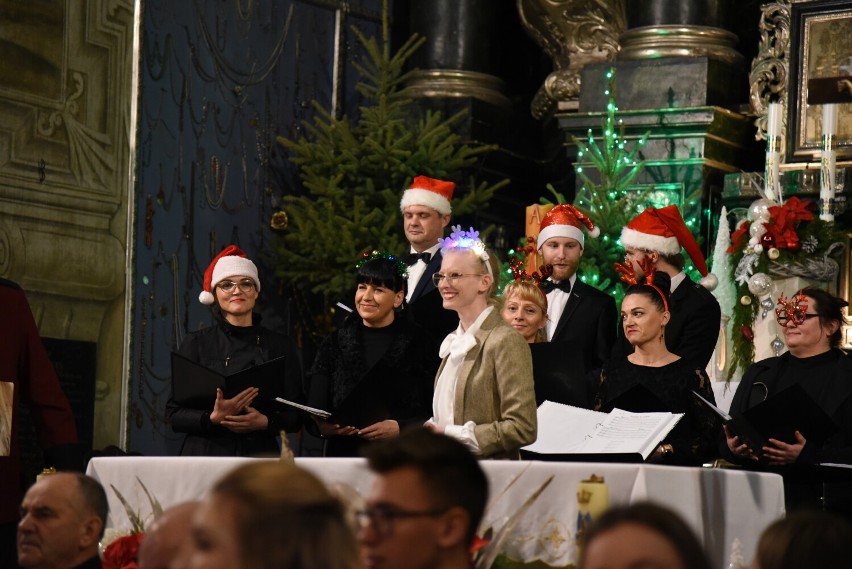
[217,279,256,293]
[355,506,446,537]
[432,272,485,286]
[775,312,819,326]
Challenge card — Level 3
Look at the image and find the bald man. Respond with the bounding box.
[137,502,199,569]
[17,472,107,569]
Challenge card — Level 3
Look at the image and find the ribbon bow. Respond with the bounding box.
[439,330,478,359]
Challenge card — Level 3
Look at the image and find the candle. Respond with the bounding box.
[764,103,783,202]
[820,104,838,222]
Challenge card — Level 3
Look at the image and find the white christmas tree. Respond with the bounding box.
[710,207,737,381]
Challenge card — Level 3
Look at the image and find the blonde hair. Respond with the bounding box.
[501,281,548,342]
[212,462,359,569]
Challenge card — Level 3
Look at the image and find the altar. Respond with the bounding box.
[86,457,784,568]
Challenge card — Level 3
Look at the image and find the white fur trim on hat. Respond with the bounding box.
[537,224,585,249]
[620,226,680,255]
[400,188,452,215]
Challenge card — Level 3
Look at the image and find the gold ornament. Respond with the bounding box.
[768,247,780,260]
[740,295,752,306]
[270,210,289,231]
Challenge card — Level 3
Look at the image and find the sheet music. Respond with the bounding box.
[523,401,607,454]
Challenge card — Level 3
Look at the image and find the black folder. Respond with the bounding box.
[605,383,671,414]
[696,383,837,458]
[171,352,286,411]
[529,342,588,407]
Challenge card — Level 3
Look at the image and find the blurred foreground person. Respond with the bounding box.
[138,501,199,569]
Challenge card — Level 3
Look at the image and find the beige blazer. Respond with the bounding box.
[436,309,537,459]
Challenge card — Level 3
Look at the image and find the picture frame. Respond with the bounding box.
[787,0,852,162]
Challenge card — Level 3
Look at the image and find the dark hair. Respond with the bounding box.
[578,502,711,569]
[658,251,685,271]
[70,472,109,539]
[623,271,671,314]
[755,511,852,569]
[213,461,360,569]
[356,258,407,293]
[800,287,848,349]
[363,427,488,545]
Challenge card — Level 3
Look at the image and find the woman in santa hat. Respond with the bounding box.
[425,226,537,459]
[166,245,303,456]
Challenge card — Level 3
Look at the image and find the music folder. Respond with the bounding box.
[171,352,286,411]
[693,384,837,458]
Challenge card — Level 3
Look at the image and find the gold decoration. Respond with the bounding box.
[748,0,791,140]
[270,210,289,231]
[740,295,753,306]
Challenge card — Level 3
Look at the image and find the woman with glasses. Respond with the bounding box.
[425,226,537,459]
[725,287,852,510]
[167,245,303,456]
[306,252,438,456]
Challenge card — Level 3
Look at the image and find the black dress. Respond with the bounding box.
[307,315,438,457]
[166,316,303,456]
[595,357,722,466]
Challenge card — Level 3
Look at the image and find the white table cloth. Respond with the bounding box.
[86,456,784,568]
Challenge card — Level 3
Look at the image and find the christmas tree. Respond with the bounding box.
[272,0,505,302]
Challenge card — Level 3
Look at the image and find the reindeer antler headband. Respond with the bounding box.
[614,257,669,312]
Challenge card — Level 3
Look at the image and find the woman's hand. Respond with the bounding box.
[312,416,358,437]
[221,406,269,433]
[424,420,444,434]
[358,420,400,441]
[209,387,258,425]
[724,425,758,461]
[762,431,806,466]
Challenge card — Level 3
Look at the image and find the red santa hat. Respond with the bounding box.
[536,203,600,249]
[198,245,260,305]
[399,175,454,215]
[621,205,718,290]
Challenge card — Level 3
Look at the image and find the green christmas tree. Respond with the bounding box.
[273,1,505,302]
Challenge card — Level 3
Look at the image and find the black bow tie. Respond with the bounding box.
[540,279,571,294]
[403,252,432,266]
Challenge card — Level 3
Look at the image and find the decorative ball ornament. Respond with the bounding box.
[748,198,775,221]
[740,295,752,306]
[270,210,289,231]
[761,233,776,249]
[749,222,766,238]
[753,243,764,254]
[747,272,773,297]
[768,247,780,260]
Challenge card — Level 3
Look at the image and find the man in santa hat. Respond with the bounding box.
[400,176,459,342]
[616,205,721,370]
[538,204,618,375]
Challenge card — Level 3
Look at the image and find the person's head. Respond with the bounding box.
[621,205,717,289]
[501,281,548,343]
[360,428,488,569]
[537,204,599,282]
[17,472,108,569]
[436,226,498,318]
[138,501,200,569]
[198,245,261,324]
[189,462,358,569]
[579,502,712,569]
[752,511,852,569]
[621,269,672,349]
[400,176,453,252]
[776,288,847,357]
[355,253,407,328]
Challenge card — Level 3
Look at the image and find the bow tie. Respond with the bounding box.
[439,330,477,359]
[540,279,571,294]
[403,252,432,266]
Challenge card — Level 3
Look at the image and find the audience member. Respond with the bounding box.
[188,461,358,569]
[360,427,488,569]
[17,472,107,569]
[307,253,438,456]
[400,176,459,341]
[752,511,852,569]
[137,501,199,569]
[615,205,721,369]
[500,280,548,344]
[537,204,617,373]
[425,226,537,458]
[578,502,712,569]
[1,279,81,569]
[166,245,303,456]
[725,288,852,511]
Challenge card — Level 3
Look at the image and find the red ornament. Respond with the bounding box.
[760,233,776,249]
[741,325,754,343]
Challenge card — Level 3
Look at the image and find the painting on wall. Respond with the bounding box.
[788,0,852,161]
[0,1,66,101]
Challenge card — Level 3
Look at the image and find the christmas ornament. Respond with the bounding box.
[747,273,773,297]
[748,198,774,222]
[760,297,774,319]
[270,210,289,231]
[771,335,785,357]
[740,295,752,306]
[767,247,780,260]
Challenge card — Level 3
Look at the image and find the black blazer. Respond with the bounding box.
[549,280,618,374]
[613,275,721,370]
[407,250,459,342]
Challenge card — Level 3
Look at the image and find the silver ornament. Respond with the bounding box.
[760,297,774,319]
[747,272,773,297]
[771,335,785,357]
[748,198,775,221]
[749,222,767,238]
